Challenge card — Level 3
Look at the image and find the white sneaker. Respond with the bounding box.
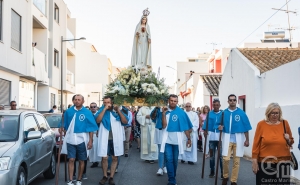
[163,167,167,173]
[76,181,82,185]
[156,168,163,176]
[67,181,74,185]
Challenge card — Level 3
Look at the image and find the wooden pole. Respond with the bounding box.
[55,113,64,185]
[214,112,224,185]
[201,112,210,179]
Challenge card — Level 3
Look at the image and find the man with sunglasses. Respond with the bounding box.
[218,94,252,185]
[10,101,17,110]
[89,102,101,168]
[179,102,199,165]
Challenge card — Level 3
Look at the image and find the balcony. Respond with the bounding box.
[31,47,49,85]
[33,0,47,15]
[65,70,76,93]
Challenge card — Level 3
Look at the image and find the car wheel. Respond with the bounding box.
[43,152,56,179]
[16,166,26,185]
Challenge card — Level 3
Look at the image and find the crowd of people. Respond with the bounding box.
[4,93,294,185]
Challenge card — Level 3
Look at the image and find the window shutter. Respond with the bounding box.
[11,9,21,51]
[0,79,11,105]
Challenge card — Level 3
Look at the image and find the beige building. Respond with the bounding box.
[0,0,84,111]
[74,42,110,107]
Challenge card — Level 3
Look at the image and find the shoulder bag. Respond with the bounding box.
[282,120,298,170]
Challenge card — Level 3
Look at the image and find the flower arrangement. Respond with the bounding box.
[105,67,169,106]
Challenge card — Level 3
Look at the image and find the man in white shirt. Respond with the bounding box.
[124,107,133,157]
[179,102,199,165]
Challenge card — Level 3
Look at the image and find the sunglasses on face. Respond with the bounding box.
[90,106,97,108]
[11,104,17,106]
[185,106,191,108]
[228,99,236,102]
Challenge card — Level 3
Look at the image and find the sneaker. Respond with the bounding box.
[115,169,118,173]
[91,162,99,168]
[156,168,163,176]
[107,170,111,175]
[231,182,237,185]
[124,154,128,157]
[99,176,108,185]
[108,177,115,185]
[188,161,194,165]
[149,160,154,164]
[82,173,87,180]
[67,181,74,185]
[76,181,82,185]
[222,178,229,185]
[181,160,185,163]
[209,171,215,178]
[163,167,167,173]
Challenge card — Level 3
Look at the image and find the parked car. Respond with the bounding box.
[43,113,64,153]
[0,110,56,185]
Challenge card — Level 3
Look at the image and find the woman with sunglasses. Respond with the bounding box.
[252,103,294,185]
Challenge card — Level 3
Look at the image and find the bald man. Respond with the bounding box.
[179,102,199,165]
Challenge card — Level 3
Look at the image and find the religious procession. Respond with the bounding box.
[1,2,300,185]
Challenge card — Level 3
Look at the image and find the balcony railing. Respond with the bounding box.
[33,0,47,15]
[66,70,75,85]
[67,29,75,46]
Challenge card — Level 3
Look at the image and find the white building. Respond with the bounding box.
[175,50,230,108]
[219,47,300,178]
[74,42,110,107]
[0,0,82,111]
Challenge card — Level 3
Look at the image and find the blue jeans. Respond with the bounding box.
[164,143,179,184]
[108,156,120,169]
[158,144,166,169]
[209,141,223,174]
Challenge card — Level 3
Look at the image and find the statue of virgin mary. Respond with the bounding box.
[131,9,152,69]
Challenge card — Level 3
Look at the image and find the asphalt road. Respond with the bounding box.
[29,142,298,185]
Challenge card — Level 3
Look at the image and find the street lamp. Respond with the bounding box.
[60,36,86,112]
[166,65,176,71]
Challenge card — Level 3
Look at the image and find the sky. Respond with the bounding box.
[64,0,300,85]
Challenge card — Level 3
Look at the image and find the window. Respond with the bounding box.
[23,115,38,132]
[11,9,22,51]
[0,0,3,41]
[0,79,11,105]
[33,0,47,15]
[54,4,59,23]
[19,81,34,108]
[50,93,55,107]
[34,114,50,133]
[238,95,246,112]
[54,49,59,67]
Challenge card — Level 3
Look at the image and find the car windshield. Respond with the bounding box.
[45,115,62,128]
[0,115,19,142]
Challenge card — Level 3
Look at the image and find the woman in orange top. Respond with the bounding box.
[252,103,294,185]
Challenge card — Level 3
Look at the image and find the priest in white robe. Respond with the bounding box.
[179,102,199,164]
[136,106,158,162]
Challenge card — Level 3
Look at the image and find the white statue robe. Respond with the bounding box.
[179,111,199,162]
[97,113,125,157]
[136,106,158,160]
[131,17,152,68]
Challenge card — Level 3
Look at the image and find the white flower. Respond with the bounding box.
[146,88,152,93]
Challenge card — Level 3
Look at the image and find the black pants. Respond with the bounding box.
[256,162,291,185]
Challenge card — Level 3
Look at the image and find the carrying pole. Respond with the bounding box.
[214,112,224,185]
[55,113,65,185]
[201,112,209,178]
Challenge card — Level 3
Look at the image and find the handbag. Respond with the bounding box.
[282,120,298,170]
